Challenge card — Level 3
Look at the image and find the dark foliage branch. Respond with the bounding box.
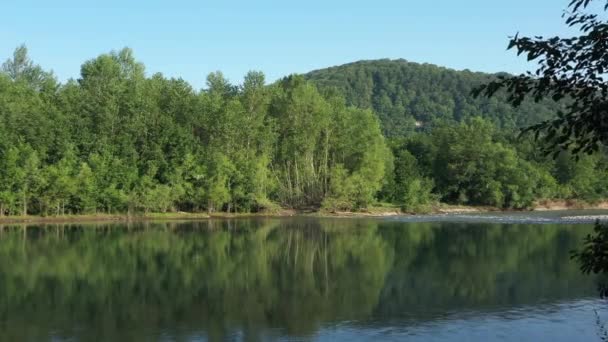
[474,0,608,156]
[572,221,608,298]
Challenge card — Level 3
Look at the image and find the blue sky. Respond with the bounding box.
[1,0,574,88]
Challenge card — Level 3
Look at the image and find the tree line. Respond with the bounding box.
[0,46,606,216]
[0,46,390,215]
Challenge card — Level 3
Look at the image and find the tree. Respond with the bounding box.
[0,146,19,215]
[14,144,42,216]
[1,44,55,91]
[204,153,233,213]
[389,150,435,211]
[474,0,608,155]
[73,162,97,213]
[41,150,77,215]
[270,76,333,207]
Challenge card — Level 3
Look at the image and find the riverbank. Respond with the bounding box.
[533,199,608,211]
[0,209,305,224]
[0,200,606,224]
[0,212,214,225]
[319,200,608,218]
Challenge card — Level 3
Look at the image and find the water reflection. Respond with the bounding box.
[0,218,598,341]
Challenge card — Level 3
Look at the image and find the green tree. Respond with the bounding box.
[474,0,608,154]
[1,44,56,92]
[0,146,19,215]
[73,162,97,213]
[41,150,77,215]
[14,144,42,216]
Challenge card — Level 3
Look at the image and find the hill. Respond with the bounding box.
[305,59,561,137]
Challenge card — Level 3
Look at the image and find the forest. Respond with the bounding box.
[0,46,606,216]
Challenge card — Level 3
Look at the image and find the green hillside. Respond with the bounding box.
[305,59,561,137]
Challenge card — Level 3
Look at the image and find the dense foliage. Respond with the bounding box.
[0,46,606,215]
[385,118,608,210]
[0,46,391,215]
[475,0,608,155]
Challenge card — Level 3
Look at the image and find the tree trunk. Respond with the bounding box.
[294,157,301,205]
[324,130,330,195]
[22,192,27,216]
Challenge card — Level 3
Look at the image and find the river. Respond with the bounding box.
[0,210,606,341]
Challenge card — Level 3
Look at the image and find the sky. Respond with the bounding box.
[1,0,577,88]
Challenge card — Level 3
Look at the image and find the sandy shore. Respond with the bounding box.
[533,200,608,211]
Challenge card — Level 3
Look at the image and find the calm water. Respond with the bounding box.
[0,211,607,341]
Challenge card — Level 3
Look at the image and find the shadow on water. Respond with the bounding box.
[0,217,598,341]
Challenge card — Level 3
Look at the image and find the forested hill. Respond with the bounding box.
[305,59,561,137]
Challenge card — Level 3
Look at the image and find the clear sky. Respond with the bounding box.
[1,0,575,88]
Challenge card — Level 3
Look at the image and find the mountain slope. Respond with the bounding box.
[305,59,560,137]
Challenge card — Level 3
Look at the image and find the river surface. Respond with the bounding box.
[1,210,607,341]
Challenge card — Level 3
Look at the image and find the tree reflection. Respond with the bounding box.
[0,219,596,341]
